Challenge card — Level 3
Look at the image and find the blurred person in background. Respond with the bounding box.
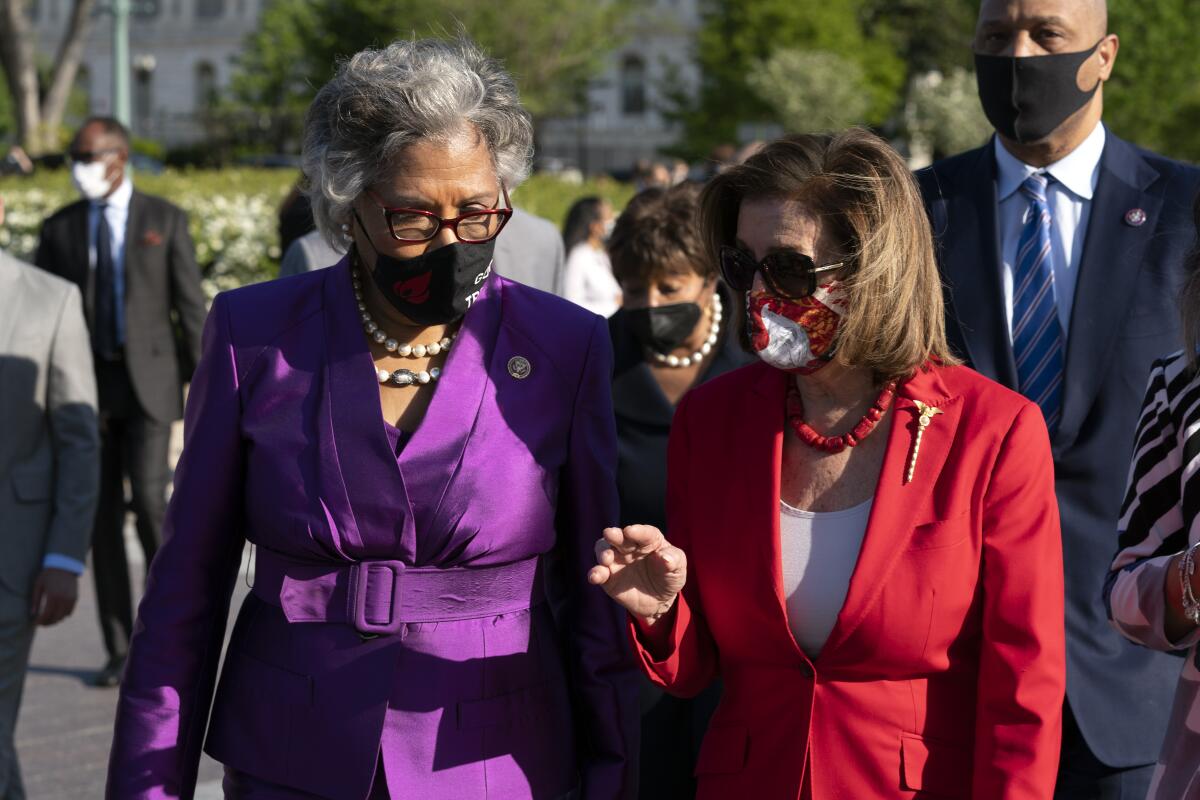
[278,227,346,278]
[107,37,638,799]
[669,159,691,187]
[592,131,1066,798]
[606,182,751,798]
[492,206,566,295]
[916,0,1200,793]
[0,194,99,799]
[1106,193,1200,799]
[563,196,621,317]
[277,181,317,259]
[34,116,207,689]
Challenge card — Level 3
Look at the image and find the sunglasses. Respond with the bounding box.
[718,245,844,300]
[68,148,120,164]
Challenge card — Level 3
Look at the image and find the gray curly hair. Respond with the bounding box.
[302,37,534,248]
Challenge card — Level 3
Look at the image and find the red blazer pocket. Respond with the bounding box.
[694,725,749,776]
[900,733,972,798]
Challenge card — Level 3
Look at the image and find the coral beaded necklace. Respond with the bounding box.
[785,381,897,454]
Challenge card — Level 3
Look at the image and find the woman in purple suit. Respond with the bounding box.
[106,38,639,799]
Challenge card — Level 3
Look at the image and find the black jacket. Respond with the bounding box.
[36,189,207,423]
[608,283,753,532]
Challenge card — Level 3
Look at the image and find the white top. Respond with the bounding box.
[780,497,873,658]
[563,242,621,318]
[994,121,1106,337]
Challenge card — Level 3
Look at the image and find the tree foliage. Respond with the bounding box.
[673,0,905,157]
[748,50,873,135]
[0,0,94,154]
[1105,0,1200,162]
[232,0,636,146]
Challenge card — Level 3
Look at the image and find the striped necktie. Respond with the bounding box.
[1012,172,1064,434]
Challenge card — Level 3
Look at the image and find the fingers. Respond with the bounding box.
[36,592,75,626]
[602,524,665,554]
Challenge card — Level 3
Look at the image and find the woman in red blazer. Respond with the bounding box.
[590,130,1066,799]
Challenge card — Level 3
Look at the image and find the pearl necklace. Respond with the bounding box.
[351,270,451,388]
[352,271,455,358]
[647,292,723,368]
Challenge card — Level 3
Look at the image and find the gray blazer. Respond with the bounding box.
[279,229,346,279]
[493,206,565,296]
[0,250,99,596]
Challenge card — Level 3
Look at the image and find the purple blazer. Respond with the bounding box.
[106,258,639,799]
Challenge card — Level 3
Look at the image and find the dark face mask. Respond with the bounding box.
[354,212,494,326]
[627,301,702,353]
[975,41,1102,144]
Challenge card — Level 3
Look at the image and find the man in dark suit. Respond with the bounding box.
[35,117,207,687]
[917,1,1200,796]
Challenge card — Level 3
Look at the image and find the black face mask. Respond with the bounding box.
[627,302,702,353]
[354,212,494,326]
[975,41,1102,144]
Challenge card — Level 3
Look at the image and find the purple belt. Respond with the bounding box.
[251,547,544,636]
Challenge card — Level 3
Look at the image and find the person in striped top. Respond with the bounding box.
[1107,193,1200,798]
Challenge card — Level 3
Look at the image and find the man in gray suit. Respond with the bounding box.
[0,198,100,799]
[491,206,565,295]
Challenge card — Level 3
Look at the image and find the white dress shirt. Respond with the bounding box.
[995,122,1106,338]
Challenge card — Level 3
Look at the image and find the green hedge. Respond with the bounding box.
[0,169,633,300]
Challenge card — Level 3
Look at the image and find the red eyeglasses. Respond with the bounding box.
[367,186,514,244]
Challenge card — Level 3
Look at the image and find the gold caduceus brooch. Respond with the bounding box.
[906,401,943,484]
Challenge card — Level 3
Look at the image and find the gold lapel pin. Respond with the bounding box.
[906,400,943,484]
[507,356,531,380]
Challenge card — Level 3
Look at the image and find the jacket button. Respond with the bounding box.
[799,663,814,678]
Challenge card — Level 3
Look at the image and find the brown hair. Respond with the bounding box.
[1181,191,1200,370]
[700,128,959,381]
[608,182,713,286]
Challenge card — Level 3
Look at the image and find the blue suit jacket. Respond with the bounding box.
[917,133,1200,767]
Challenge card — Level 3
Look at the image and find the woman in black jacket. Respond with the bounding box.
[606,183,752,798]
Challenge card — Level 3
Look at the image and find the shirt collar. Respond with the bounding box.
[994,122,1106,202]
[92,177,133,211]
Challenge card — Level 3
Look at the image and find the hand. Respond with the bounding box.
[588,525,687,623]
[30,568,79,626]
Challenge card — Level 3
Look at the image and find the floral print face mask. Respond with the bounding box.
[745,281,849,374]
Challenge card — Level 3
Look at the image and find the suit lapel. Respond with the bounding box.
[935,144,1018,388]
[0,258,24,395]
[323,257,414,557]
[65,203,92,318]
[1058,136,1162,448]
[738,364,806,663]
[123,192,147,308]
[398,270,500,563]
[819,366,963,657]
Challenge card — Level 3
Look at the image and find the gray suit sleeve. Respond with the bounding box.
[44,283,100,563]
[550,229,566,296]
[168,206,209,380]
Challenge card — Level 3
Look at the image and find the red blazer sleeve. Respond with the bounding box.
[627,390,720,697]
[973,402,1066,798]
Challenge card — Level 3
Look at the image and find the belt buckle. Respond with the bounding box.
[350,560,406,639]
